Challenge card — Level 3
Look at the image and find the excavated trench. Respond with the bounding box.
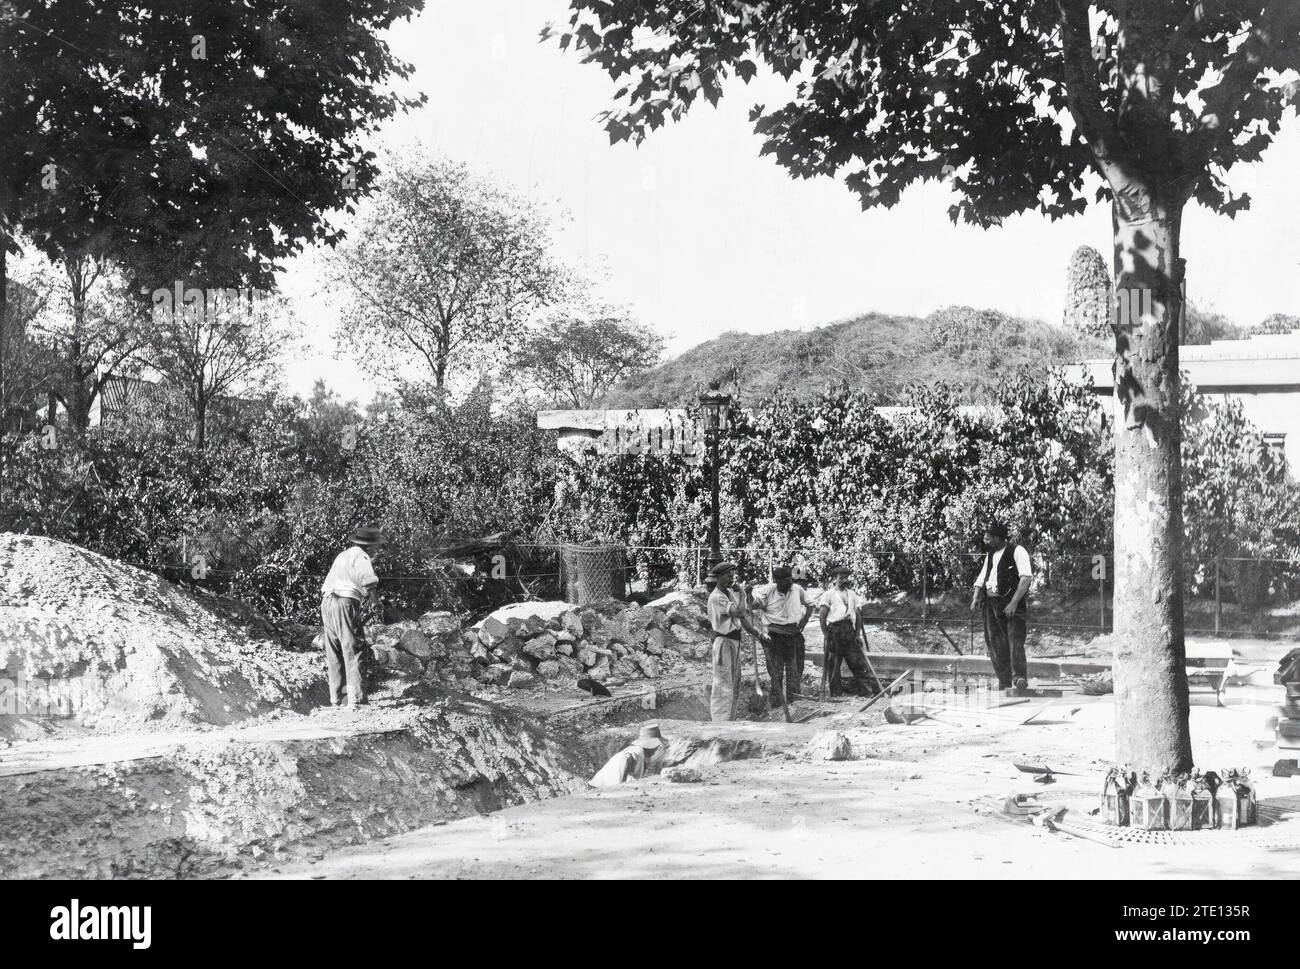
[0,677,782,879]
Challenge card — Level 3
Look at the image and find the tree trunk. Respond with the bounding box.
[1110,187,1193,775]
[0,244,7,439]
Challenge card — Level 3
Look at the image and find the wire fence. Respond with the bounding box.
[120,540,1300,640]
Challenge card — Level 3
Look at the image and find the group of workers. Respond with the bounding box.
[316,520,1035,728]
[704,520,1034,722]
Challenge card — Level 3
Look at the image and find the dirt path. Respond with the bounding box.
[252,689,1300,880]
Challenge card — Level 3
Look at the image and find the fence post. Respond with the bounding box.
[695,546,702,587]
[920,546,929,620]
[767,549,774,580]
[1098,557,1105,633]
[1214,556,1222,636]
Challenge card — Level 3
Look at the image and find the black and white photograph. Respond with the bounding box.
[1,0,1298,934]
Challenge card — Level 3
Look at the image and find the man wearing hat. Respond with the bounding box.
[817,564,877,696]
[969,521,1033,692]
[320,526,385,709]
[588,723,670,787]
[707,560,767,721]
[751,565,814,707]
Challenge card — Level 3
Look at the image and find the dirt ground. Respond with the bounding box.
[250,683,1300,880]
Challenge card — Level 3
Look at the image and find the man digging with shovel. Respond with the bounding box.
[320,526,385,711]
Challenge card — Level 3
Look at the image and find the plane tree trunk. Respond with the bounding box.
[1110,182,1193,775]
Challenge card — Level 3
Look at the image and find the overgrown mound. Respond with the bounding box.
[0,533,323,736]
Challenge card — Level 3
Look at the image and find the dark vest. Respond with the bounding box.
[981,545,1028,603]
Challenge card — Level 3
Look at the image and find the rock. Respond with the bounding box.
[522,632,558,660]
[374,645,422,675]
[577,646,600,668]
[692,644,712,661]
[645,608,670,629]
[483,600,573,630]
[669,623,701,645]
[663,766,702,784]
[477,616,512,647]
[613,658,640,680]
[605,676,627,687]
[536,660,562,679]
[564,611,586,640]
[554,628,575,643]
[632,652,659,678]
[507,671,538,689]
[396,628,433,659]
[556,640,574,656]
[417,610,461,639]
[469,643,490,664]
[484,663,512,685]
[518,615,547,638]
[558,656,584,678]
[807,731,853,761]
[643,628,665,655]
[510,654,534,672]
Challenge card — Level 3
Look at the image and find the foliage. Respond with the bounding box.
[139,286,297,448]
[514,301,664,407]
[329,154,569,390]
[1184,300,1250,345]
[557,371,1115,591]
[604,307,1106,407]
[1255,313,1300,335]
[549,2,1300,225]
[558,370,1300,602]
[1063,246,1111,340]
[0,388,564,623]
[1183,392,1300,607]
[0,0,425,428]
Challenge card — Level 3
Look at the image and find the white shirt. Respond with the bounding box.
[751,582,809,626]
[821,587,861,624]
[588,744,666,788]
[708,587,742,636]
[973,545,1033,594]
[321,546,379,601]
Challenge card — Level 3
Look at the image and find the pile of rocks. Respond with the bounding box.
[364,591,714,692]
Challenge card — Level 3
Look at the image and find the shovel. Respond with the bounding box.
[747,635,771,717]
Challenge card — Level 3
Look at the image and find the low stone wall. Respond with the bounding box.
[360,592,715,694]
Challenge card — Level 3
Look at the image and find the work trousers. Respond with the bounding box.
[982,595,1028,688]
[824,619,876,696]
[763,628,803,705]
[710,635,742,721]
[321,594,369,706]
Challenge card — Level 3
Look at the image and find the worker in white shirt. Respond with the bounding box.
[707,561,768,721]
[751,565,814,707]
[320,525,385,709]
[968,521,1033,692]
[817,564,877,696]
[588,723,669,788]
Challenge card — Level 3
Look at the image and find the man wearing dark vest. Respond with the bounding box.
[969,522,1032,692]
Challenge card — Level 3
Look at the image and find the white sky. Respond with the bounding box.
[280,0,1300,402]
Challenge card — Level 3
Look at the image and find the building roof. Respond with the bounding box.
[1065,329,1300,393]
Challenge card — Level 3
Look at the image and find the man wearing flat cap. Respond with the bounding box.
[320,526,385,709]
[817,564,878,696]
[969,521,1033,692]
[707,560,767,721]
[751,565,814,707]
[588,723,670,787]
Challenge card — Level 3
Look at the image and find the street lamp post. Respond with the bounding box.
[698,381,732,580]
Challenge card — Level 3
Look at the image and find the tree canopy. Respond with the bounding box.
[548,1,1300,225]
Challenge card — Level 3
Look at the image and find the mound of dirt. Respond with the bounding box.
[0,534,323,736]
